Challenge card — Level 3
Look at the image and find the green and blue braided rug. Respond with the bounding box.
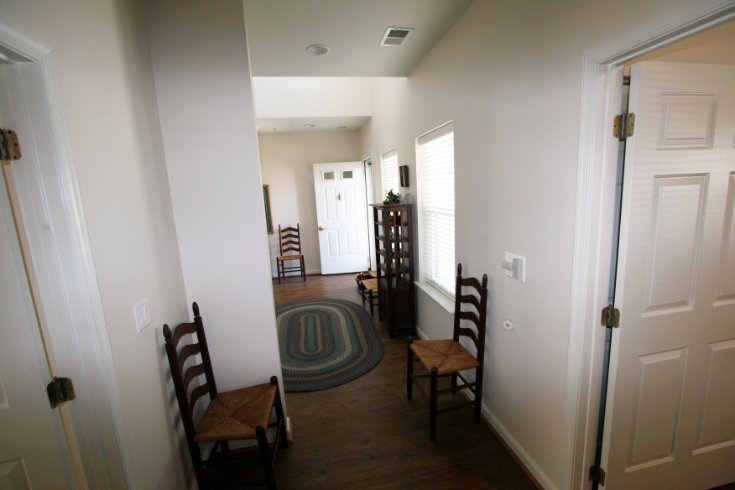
[276,298,384,392]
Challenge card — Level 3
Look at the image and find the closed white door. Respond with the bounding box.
[602,62,735,489]
[313,162,369,274]
[0,164,76,489]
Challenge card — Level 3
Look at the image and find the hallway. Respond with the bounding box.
[271,274,536,489]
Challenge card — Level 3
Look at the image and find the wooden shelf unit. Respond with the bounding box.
[371,203,415,338]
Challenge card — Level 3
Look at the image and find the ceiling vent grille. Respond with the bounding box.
[380,27,414,47]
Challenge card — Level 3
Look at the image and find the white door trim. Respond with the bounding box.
[567,3,735,489]
[0,23,132,487]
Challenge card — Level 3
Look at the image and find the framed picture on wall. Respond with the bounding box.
[399,165,409,187]
[263,185,273,234]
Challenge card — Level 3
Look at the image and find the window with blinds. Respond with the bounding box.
[381,149,400,193]
[417,122,455,296]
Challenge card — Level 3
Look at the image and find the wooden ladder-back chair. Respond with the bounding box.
[407,263,488,440]
[163,302,288,489]
[276,224,306,283]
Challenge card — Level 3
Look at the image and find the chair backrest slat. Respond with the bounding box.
[178,343,201,372]
[458,310,480,326]
[184,363,206,390]
[170,321,197,346]
[457,326,479,346]
[188,384,211,417]
[458,295,482,314]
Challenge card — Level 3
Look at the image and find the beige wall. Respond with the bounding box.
[258,130,363,275]
[363,0,727,488]
[0,0,188,487]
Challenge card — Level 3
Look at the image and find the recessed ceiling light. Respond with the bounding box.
[304,123,316,128]
[305,44,330,56]
[337,126,348,130]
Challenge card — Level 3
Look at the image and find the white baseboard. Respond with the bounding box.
[415,320,554,489]
[414,324,429,340]
[482,405,556,489]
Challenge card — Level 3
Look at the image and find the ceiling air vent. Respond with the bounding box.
[380,27,414,47]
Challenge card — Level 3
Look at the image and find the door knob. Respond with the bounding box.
[318,226,326,231]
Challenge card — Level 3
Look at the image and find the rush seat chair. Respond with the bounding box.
[276,224,306,283]
[407,263,488,440]
[163,302,288,489]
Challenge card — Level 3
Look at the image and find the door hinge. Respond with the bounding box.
[601,305,620,328]
[47,377,76,408]
[0,128,21,161]
[613,113,635,141]
[589,465,606,485]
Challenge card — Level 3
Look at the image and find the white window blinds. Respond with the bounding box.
[381,149,399,193]
[417,122,455,296]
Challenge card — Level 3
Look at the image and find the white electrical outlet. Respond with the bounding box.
[133,298,151,333]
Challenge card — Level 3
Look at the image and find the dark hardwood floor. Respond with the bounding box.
[271,273,537,489]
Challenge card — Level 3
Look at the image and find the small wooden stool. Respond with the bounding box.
[360,278,379,317]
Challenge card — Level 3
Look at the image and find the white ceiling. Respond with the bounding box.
[244,0,472,133]
[243,0,473,77]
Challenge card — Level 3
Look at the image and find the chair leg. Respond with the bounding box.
[277,260,282,284]
[430,367,438,441]
[368,290,374,315]
[301,256,306,281]
[189,441,208,490]
[451,372,458,395]
[406,339,414,400]
[256,426,277,490]
[474,368,483,424]
[271,376,288,450]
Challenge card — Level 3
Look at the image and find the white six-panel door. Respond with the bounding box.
[313,162,369,274]
[0,165,75,489]
[602,62,735,489]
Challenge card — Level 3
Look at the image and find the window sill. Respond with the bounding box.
[415,281,454,314]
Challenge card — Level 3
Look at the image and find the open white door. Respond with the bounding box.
[0,33,127,487]
[0,164,76,488]
[601,62,735,489]
[313,162,369,274]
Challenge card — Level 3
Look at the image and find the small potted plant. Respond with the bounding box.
[383,189,401,205]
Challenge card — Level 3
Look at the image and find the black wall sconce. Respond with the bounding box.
[399,165,409,187]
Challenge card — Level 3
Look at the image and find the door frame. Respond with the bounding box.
[363,156,376,271]
[0,24,131,487]
[567,3,735,489]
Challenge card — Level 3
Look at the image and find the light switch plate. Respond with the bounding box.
[502,252,526,282]
[133,298,151,333]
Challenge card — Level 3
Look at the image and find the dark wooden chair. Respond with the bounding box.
[163,302,288,489]
[407,263,488,440]
[359,278,381,318]
[276,224,306,283]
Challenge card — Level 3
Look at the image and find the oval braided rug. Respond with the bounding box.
[276,298,383,392]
